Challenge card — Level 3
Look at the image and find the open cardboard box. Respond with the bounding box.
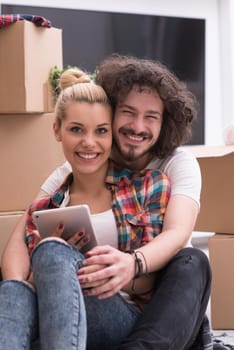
[185,145,234,234]
[0,21,62,113]
[185,145,234,329]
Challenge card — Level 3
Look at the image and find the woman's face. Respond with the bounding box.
[54,102,112,176]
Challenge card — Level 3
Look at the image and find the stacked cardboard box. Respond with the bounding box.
[0,21,62,113]
[0,21,65,260]
[186,145,234,329]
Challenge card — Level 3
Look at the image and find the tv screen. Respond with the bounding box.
[2,5,205,145]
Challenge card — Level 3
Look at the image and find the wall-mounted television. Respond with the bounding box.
[2,5,205,145]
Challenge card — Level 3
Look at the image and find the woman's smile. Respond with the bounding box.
[75,152,100,160]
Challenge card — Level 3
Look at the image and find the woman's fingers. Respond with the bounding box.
[51,222,64,237]
[67,230,92,252]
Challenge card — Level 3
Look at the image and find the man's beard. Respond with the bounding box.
[112,139,153,163]
[120,145,141,162]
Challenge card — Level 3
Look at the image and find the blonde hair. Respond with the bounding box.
[55,67,111,128]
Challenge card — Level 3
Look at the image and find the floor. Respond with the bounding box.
[192,232,234,347]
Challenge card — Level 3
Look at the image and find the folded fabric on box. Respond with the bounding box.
[0,14,51,28]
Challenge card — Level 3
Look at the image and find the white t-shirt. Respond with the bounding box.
[41,147,201,205]
[146,147,201,205]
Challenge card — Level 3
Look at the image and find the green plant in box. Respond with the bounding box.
[49,65,96,101]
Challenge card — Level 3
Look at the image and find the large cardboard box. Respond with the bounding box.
[208,234,234,329]
[0,113,65,211]
[186,145,234,329]
[185,145,234,234]
[0,21,62,113]
[0,211,24,264]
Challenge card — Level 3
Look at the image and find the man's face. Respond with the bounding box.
[112,87,164,169]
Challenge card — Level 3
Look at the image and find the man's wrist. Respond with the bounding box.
[126,250,148,279]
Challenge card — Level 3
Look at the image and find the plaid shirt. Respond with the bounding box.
[26,161,170,254]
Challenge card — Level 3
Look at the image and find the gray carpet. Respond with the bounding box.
[213,332,234,348]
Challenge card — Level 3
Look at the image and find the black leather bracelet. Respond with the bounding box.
[126,250,148,293]
[126,250,146,279]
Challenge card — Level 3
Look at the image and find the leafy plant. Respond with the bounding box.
[49,65,96,101]
[49,66,70,100]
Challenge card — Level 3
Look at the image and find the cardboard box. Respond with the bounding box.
[208,234,234,329]
[185,145,234,234]
[0,211,24,263]
[186,146,234,329]
[0,113,65,211]
[0,21,62,113]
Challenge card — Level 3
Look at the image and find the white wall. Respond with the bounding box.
[1,0,233,145]
[219,0,234,129]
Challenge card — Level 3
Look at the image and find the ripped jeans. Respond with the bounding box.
[115,247,212,350]
[0,240,141,350]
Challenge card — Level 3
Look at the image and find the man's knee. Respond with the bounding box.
[166,247,212,296]
[175,248,211,276]
[157,248,211,291]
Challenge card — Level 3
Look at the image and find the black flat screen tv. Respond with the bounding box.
[2,5,205,145]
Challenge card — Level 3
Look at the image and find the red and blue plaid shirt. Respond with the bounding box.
[26,161,170,254]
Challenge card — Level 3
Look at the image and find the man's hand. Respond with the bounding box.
[77,245,135,299]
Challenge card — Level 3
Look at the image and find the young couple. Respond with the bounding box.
[1,54,212,349]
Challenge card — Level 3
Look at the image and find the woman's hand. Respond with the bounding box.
[78,245,135,299]
[66,230,91,252]
[50,223,90,252]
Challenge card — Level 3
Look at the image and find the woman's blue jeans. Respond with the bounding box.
[0,240,141,350]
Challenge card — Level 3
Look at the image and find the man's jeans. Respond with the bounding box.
[0,240,141,350]
[115,247,212,350]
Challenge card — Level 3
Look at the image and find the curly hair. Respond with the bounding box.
[95,54,198,158]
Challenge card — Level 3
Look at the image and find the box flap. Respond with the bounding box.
[184,145,234,158]
[183,145,234,233]
[0,211,24,217]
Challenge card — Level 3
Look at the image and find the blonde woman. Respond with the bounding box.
[0,68,170,350]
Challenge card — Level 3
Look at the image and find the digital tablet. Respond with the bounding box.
[32,204,97,253]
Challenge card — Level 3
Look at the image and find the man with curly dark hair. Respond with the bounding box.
[96,54,196,161]
[93,54,212,350]
[2,55,214,349]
